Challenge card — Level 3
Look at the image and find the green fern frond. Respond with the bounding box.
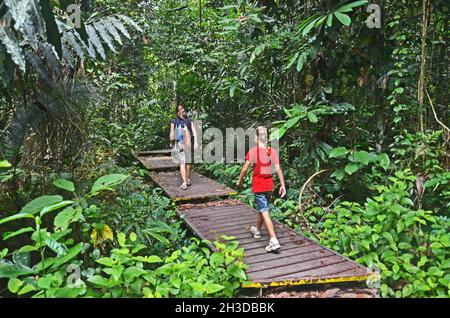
[93,20,116,53]
[85,24,106,60]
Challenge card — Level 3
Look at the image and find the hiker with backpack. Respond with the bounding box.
[236,126,286,252]
[169,104,198,190]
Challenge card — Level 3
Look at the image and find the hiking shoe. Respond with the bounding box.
[265,238,281,252]
[180,183,188,190]
[186,179,192,186]
[250,226,261,239]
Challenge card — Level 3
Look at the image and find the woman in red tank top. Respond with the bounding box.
[237,126,286,252]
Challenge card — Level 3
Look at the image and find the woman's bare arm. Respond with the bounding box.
[169,123,174,146]
[237,160,252,188]
[275,164,286,197]
[191,120,198,147]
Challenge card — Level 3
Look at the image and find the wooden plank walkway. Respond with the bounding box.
[137,149,172,156]
[177,200,371,288]
[136,155,179,170]
[149,171,237,202]
[139,149,371,289]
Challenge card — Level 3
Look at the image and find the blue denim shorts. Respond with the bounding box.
[254,192,271,213]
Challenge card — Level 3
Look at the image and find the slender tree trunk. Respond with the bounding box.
[418,0,430,133]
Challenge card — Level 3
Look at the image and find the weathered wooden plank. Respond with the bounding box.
[243,237,309,253]
[244,242,316,258]
[244,244,325,265]
[248,255,348,280]
[198,221,255,232]
[137,149,172,156]
[247,250,335,273]
[136,155,179,170]
[150,171,237,202]
[194,215,255,229]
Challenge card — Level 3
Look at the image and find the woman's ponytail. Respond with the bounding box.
[256,126,270,156]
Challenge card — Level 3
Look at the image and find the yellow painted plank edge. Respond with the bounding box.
[241,274,373,288]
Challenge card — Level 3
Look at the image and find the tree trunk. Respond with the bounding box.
[418,0,430,133]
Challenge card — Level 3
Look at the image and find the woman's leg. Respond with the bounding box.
[261,212,276,240]
[256,213,264,231]
[186,164,191,181]
[180,164,187,184]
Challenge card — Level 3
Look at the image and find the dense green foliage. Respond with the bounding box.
[1,0,449,298]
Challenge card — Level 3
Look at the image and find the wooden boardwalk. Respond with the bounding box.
[135,151,179,170]
[138,150,371,288]
[149,171,237,202]
[177,200,370,288]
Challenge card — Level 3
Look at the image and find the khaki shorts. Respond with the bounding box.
[171,142,193,165]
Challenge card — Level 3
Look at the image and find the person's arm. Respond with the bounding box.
[237,160,251,189]
[275,164,286,198]
[191,120,198,149]
[169,123,174,147]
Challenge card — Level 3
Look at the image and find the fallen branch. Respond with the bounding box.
[297,169,328,240]
[426,89,450,135]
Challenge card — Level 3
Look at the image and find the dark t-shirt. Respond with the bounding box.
[171,116,193,141]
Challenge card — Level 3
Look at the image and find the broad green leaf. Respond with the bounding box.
[229,84,236,97]
[329,147,348,158]
[51,243,83,270]
[335,0,368,13]
[45,237,67,256]
[296,52,308,72]
[210,252,225,267]
[344,162,359,175]
[331,169,346,180]
[146,255,163,263]
[228,264,246,280]
[2,227,34,240]
[123,266,147,283]
[17,245,37,253]
[302,16,322,36]
[269,127,286,140]
[379,153,390,170]
[334,12,351,26]
[285,116,301,130]
[206,283,225,294]
[90,174,128,194]
[285,52,299,69]
[0,212,34,225]
[0,261,34,278]
[88,275,111,287]
[326,14,333,27]
[40,200,74,217]
[96,257,115,267]
[18,284,36,296]
[54,207,82,230]
[307,111,318,123]
[190,282,205,292]
[53,287,84,298]
[37,275,53,289]
[0,160,11,168]
[20,195,63,215]
[353,151,371,165]
[53,179,75,192]
[8,277,23,293]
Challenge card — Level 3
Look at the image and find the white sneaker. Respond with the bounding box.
[265,238,281,252]
[180,183,188,190]
[250,226,261,239]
